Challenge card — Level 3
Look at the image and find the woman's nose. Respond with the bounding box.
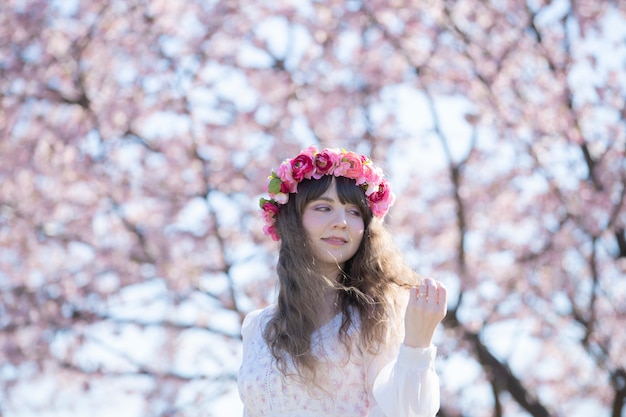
[332,209,348,228]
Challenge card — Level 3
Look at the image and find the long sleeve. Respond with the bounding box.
[368,343,440,417]
[364,288,440,417]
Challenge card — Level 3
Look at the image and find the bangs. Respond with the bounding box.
[334,176,369,212]
[295,176,372,222]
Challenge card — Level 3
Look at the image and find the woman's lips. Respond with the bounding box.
[322,236,347,245]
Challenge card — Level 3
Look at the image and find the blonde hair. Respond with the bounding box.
[263,176,420,384]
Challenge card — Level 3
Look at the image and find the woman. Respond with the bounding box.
[239,146,447,417]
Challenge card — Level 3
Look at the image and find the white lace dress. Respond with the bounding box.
[238,306,440,417]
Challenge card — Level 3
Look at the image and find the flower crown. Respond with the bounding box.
[259,146,395,241]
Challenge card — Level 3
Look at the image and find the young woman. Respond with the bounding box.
[239,146,447,417]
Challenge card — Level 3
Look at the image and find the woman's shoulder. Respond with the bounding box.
[241,304,276,341]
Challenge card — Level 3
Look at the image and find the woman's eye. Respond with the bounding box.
[348,208,361,216]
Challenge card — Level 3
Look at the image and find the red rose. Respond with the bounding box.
[368,181,390,203]
[367,180,395,217]
[290,154,315,182]
[313,151,336,178]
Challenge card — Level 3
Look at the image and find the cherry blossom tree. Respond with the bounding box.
[1,0,624,416]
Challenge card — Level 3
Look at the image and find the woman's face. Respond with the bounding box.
[301,180,365,274]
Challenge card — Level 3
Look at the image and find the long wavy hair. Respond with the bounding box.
[263,175,420,383]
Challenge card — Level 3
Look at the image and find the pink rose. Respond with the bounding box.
[263,224,279,241]
[290,153,315,182]
[261,202,281,241]
[334,151,363,179]
[277,162,297,193]
[299,146,317,159]
[357,163,382,189]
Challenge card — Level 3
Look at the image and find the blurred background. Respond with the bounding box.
[1,0,625,416]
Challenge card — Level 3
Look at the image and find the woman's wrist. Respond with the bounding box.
[403,333,433,349]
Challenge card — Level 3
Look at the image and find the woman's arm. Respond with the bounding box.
[370,344,440,417]
[367,279,447,417]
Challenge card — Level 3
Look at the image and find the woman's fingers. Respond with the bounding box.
[404,279,448,348]
[415,278,447,312]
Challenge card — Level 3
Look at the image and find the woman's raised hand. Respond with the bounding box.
[403,278,448,349]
